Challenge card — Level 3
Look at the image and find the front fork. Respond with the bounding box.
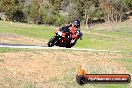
[53,35,63,45]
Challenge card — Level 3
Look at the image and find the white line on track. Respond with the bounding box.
[0,44,120,53]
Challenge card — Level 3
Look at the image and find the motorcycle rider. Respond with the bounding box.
[61,19,83,44]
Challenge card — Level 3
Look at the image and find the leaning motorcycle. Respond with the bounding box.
[47,27,80,48]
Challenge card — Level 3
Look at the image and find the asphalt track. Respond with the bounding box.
[0,43,121,53]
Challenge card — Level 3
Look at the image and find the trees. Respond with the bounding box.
[0,0,131,26]
[83,0,99,27]
[99,0,128,22]
[0,0,25,22]
[22,0,68,25]
[23,0,44,24]
[0,0,17,20]
[123,0,132,9]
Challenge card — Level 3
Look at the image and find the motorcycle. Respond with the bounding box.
[47,27,80,48]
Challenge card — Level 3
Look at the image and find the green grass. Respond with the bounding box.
[119,57,132,72]
[0,20,132,52]
[0,21,55,40]
[0,48,30,53]
[75,29,132,52]
[121,58,132,63]
[102,84,129,88]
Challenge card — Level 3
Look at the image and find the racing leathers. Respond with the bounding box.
[61,23,83,44]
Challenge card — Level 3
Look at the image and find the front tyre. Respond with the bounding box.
[47,38,56,47]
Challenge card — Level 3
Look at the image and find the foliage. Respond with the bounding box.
[0,0,132,26]
[0,0,25,22]
[123,0,132,9]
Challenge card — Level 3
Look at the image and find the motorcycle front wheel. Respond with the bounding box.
[47,38,56,47]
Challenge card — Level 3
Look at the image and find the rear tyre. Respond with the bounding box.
[47,38,56,47]
[66,41,71,48]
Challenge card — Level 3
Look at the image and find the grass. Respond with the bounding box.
[0,48,31,53]
[75,30,132,52]
[0,21,55,40]
[121,58,132,63]
[0,20,132,88]
[0,20,132,52]
[0,48,20,53]
[118,57,132,72]
[0,49,131,88]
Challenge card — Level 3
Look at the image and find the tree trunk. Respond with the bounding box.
[119,13,122,22]
[107,11,110,22]
[115,13,118,23]
[86,16,88,29]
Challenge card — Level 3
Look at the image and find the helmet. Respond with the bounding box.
[73,19,80,28]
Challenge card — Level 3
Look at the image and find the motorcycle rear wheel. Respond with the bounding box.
[66,41,71,48]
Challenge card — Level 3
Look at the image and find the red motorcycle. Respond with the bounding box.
[47,27,78,48]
